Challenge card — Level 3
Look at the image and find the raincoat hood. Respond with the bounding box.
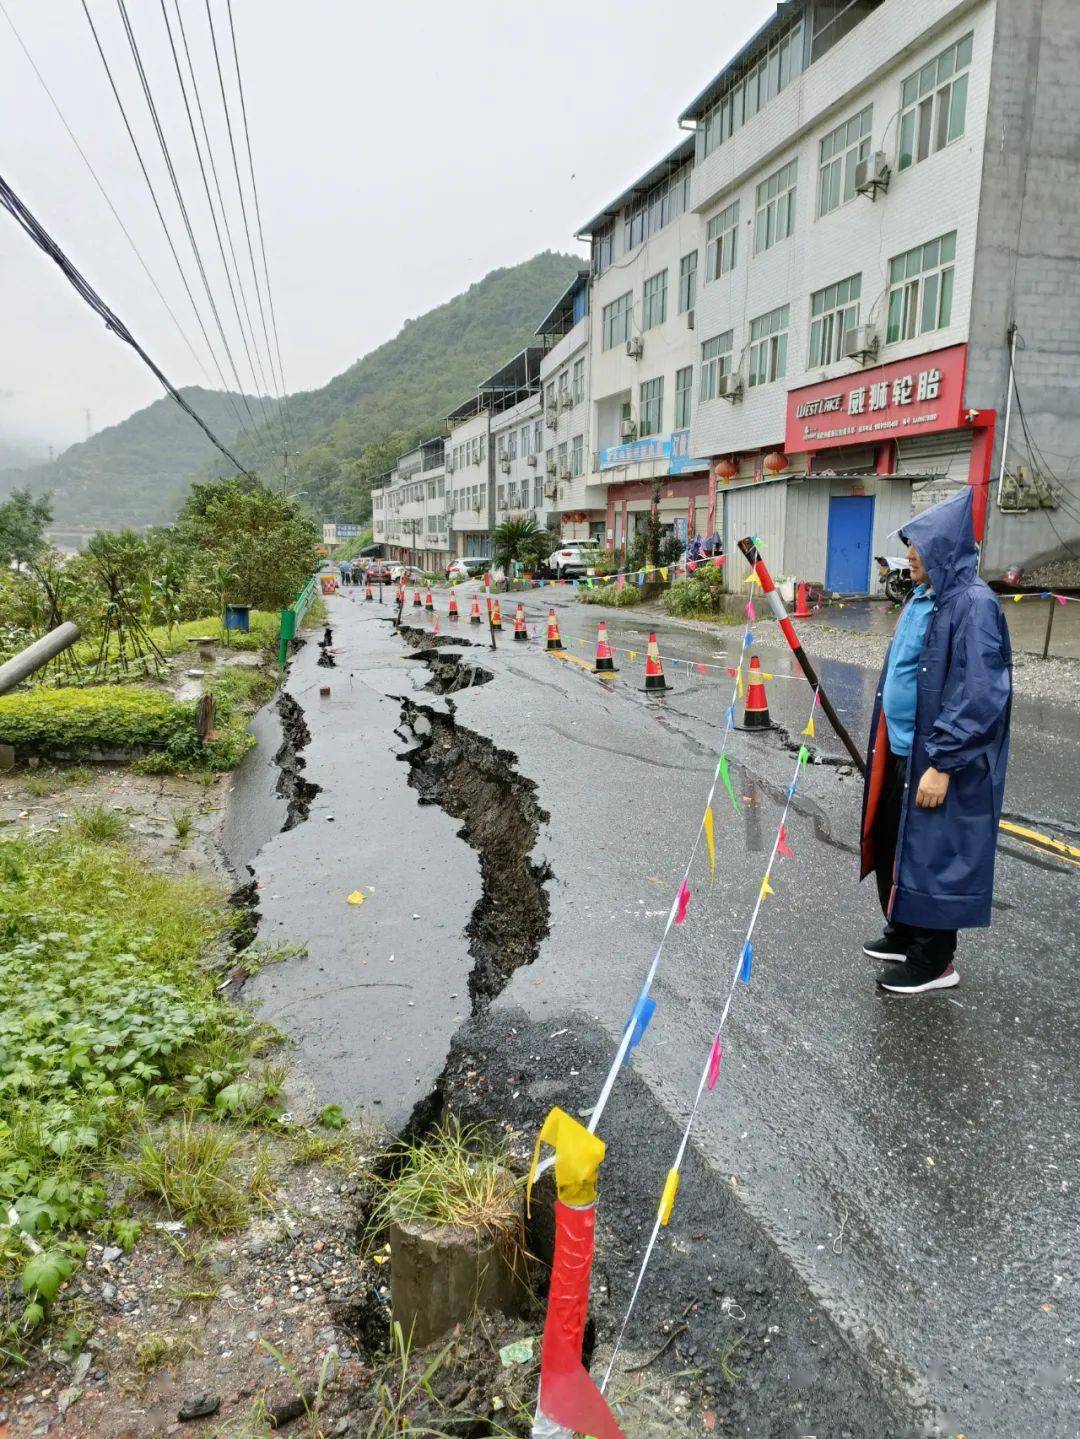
[899,486,977,601]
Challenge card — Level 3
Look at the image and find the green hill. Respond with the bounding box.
[2,251,583,529]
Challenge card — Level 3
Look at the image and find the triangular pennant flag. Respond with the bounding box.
[745,572,762,586]
[727,666,736,679]
[706,1036,723,1091]
[628,650,637,661]
[660,566,668,582]
[713,554,724,568]
[658,1168,681,1226]
[744,600,756,621]
[759,874,775,901]
[703,805,716,876]
[777,823,793,858]
[742,630,754,648]
[719,753,740,814]
[736,669,744,698]
[346,890,365,905]
[739,939,753,983]
[617,572,625,591]
[697,662,707,674]
[621,992,657,1067]
[674,880,692,926]
[725,705,735,730]
[1012,592,1023,603]
[797,744,810,767]
[801,716,815,738]
[637,572,645,587]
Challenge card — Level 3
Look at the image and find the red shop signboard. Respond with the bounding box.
[784,343,968,453]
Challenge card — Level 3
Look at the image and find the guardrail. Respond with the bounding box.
[278,575,319,669]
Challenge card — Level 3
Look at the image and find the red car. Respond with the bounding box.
[362,560,393,584]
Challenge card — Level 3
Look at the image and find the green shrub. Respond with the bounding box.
[578,583,645,607]
[0,686,195,755]
[662,567,733,619]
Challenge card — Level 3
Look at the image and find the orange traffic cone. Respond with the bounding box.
[742,655,772,728]
[592,620,617,674]
[641,632,669,693]
[412,589,422,608]
[513,602,528,641]
[490,598,503,630]
[364,580,373,602]
[470,594,482,624]
[448,591,459,621]
[431,612,441,637]
[794,582,811,619]
[545,608,563,650]
[424,588,434,612]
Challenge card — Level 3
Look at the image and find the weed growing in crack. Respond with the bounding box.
[73,802,125,842]
[121,1122,250,1234]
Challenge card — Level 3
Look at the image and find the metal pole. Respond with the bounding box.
[1042,594,1056,660]
[0,621,81,694]
[996,323,1019,512]
[737,536,866,774]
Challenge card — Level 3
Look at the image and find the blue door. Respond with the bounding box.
[825,495,874,594]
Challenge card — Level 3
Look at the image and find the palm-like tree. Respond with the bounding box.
[493,514,545,571]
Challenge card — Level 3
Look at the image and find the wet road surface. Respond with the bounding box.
[231,584,1080,1436]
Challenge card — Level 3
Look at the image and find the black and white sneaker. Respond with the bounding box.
[862,933,908,963]
[877,963,959,995]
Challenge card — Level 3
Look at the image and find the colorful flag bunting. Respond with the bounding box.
[727,666,736,678]
[744,600,756,621]
[742,630,754,647]
[674,881,692,926]
[737,669,744,698]
[703,805,716,876]
[739,939,753,984]
[621,993,657,1067]
[697,663,708,674]
[777,823,793,858]
[725,705,735,730]
[759,875,775,901]
[658,1168,681,1226]
[797,744,810,767]
[628,650,637,661]
[801,716,815,738]
[706,1036,723,1091]
[660,566,669,582]
[719,753,740,814]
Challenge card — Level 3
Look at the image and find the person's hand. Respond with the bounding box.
[916,767,950,808]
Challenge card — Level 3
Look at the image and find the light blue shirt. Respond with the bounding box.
[883,584,934,756]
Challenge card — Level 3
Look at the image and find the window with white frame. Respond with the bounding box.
[545,448,554,475]
[497,484,506,508]
[602,292,633,349]
[642,270,668,330]
[557,441,568,475]
[558,370,570,403]
[706,201,738,280]
[755,160,797,253]
[521,424,531,457]
[808,274,861,367]
[674,366,693,427]
[571,434,584,476]
[818,106,872,216]
[572,357,585,403]
[507,431,518,460]
[534,477,542,508]
[678,252,698,314]
[748,304,789,386]
[639,377,664,437]
[508,481,518,507]
[886,232,956,343]
[533,419,542,452]
[699,331,733,401]
[899,33,972,171]
[697,13,805,161]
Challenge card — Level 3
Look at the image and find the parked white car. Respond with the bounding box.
[445,556,491,581]
[547,540,602,578]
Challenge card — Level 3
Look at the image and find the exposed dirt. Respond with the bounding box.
[274,693,320,831]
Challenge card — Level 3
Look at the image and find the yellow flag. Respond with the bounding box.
[628,650,637,662]
[1012,593,1023,603]
[801,716,815,738]
[745,572,762,586]
[736,669,744,698]
[703,805,716,877]
[527,1107,606,1214]
[658,1167,681,1226]
[346,890,365,905]
[660,566,668,582]
[759,875,775,901]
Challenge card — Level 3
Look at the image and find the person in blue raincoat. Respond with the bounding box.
[860,486,1012,995]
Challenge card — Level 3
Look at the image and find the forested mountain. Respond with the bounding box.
[1,251,583,529]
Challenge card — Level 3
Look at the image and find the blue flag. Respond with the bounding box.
[739,939,753,984]
[621,993,657,1066]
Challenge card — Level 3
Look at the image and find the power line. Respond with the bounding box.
[112,0,263,443]
[79,0,251,444]
[0,0,214,389]
[203,0,291,475]
[0,169,251,478]
[156,0,277,437]
[224,0,294,479]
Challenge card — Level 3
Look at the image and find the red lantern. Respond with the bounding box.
[715,457,738,482]
[763,451,787,475]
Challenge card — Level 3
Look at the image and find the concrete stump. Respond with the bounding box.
[388,1217,531,1346]
[0,744,14,773]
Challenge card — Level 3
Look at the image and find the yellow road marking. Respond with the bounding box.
[999,820,1080,865]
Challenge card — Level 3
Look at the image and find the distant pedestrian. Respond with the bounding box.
[860,488,1012,995]
[351,560,362,586]
[339,559,350,586]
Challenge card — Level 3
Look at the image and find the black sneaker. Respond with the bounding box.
[862,933,909,963]
[877,963,959,995]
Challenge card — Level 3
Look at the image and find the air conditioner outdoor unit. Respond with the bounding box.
[855,151,890,198]
[499,458,511,474]
[546,460,557,476]
[621,420,637,441]
[559,468,571,481]
[546,407,558,427]
[625,335,644,359]
[543,481,558,499]
[844,324,880,362]
[717,373,743,402]
[686,308,695,330]
[560,392,573,409]
[527,454,538,467]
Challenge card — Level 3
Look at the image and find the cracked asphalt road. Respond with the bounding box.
[229,583,1079,1438]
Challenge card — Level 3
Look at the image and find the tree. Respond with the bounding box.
[493,514,546,571]
[176,476,318,610]
[0,488,52,568]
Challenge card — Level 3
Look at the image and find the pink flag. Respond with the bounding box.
[706,1037,723,1092]
[697,663,707,674]
[617,572,625,592]
[727,666,737,679]
[674,881,692,926]
[744,600,756,621]
[777,823,793,858]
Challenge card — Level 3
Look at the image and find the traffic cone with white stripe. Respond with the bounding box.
[470,593,482,625]
[448,591,459,621]
[490,597,503,631]
[364,579,373,601]
[424,588,434,612]
[412,588,422,608]
[592,620,617,674]
[741,655,772,728]
[513,602,528,641]
[794,582,812,618]
[641,632,670,693]
[546,609,563,650]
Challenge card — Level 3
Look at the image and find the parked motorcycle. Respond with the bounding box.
[875,554,913,604]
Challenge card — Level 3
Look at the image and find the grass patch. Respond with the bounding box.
[367,1117,523,1256]
[173,810,193,843]
[122,1122,249,1234]
[662,569,738,620]
[71,611,280,672]
[133,1328,202,1375]
[578,583,645,607]
[0,825,271,1363]
[73,802,126,843]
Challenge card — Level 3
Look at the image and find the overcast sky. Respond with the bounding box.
[0,0,773,454]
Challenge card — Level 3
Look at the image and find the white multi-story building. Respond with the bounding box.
[536,272,606,543]
[380,437,450,573]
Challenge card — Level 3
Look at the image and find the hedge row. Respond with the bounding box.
[0,686,196,752]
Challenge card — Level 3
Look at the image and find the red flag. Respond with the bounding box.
[674,880,692,926]
[777,823,793,858]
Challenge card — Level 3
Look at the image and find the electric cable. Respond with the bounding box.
[0,169,251,479]
[79,0,251,445]
[0,0,213,389]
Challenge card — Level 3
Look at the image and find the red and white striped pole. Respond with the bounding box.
[737,535,866,774]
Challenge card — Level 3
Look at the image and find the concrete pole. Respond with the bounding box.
[0,622,81,696]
